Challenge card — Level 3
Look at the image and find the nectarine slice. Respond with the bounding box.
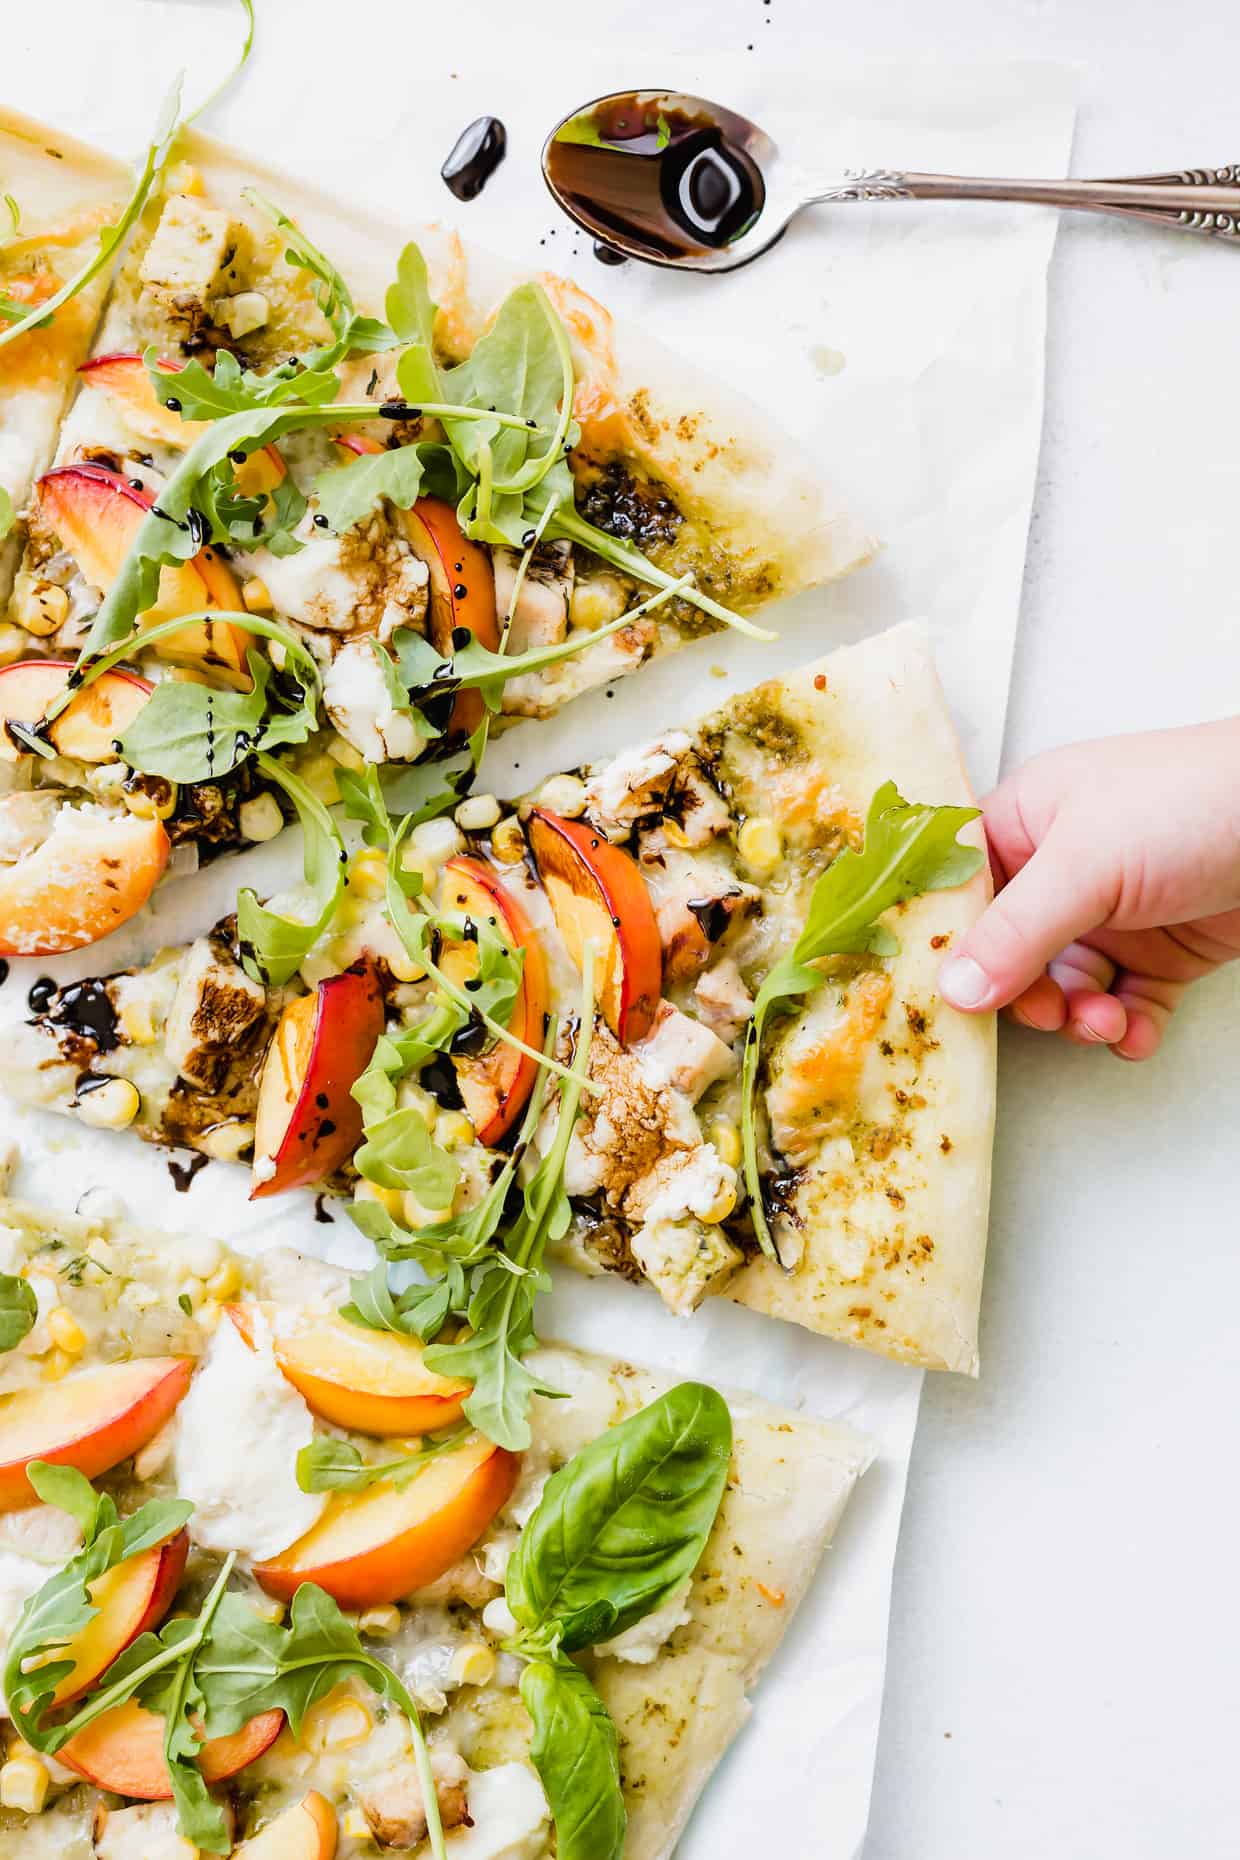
[45,1529,187,1707]
[36,464,250,690]
[235,1791,338,1859]
[61,1698,283,1799]
[251,965,385,1199]
[254,1432,519,1609]
[0,1357,193,1511]
[439,855,549,1144]
[402,497,498,737]
[228,1304,469,1438]
[78,351,211,448]
[0,659,152,765]
[0,808,170,957]
[527,807,662,1044]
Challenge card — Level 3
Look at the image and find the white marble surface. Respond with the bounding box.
[8,2,1240,1856]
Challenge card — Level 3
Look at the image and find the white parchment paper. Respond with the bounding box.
[1,7,1074,1853]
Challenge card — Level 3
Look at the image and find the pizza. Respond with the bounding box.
[0,1179,868,1858]
[3,623,996,1374]
[0,119,874,963]
[0,111,130,615]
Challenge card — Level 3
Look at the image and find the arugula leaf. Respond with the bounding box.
[295,1426,471,1494]
[520,1658,626,1860]
[548,502,775,642]
[313,441,428,533]
[195,1584,447,1860]
[5,1484,194,1751]
[339,1257,457,1340]
[506,1382,731,1651]
[355,1105,459,1208]
[147,345,342,421]
[244,189,398,371]
[117,648,316,782]
[740,782,984,1259]
[236,752,346,986]
[0,485,14,543]
[135,1563,235,1855]
[387,243,440,404]
[0,1272,36,1351]
[440,282,577,503]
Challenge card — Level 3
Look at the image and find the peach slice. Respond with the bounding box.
[36,464,250,690]
[236,1793,338,1860]
[0,1358,193,1512]
[78,351,211,448]
[227,1304,470,1438]
[254,1432,520,1610]
[46,1529,188,1708]
[401,497,498,737]
[439,855,549,1144]
[527,807,662,1044]
[0,808,170,957]
[251,965,385,1200]
[61,1698,284,1799]
[0,658,152,765]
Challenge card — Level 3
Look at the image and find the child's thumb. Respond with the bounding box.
[938,835,1110,1012]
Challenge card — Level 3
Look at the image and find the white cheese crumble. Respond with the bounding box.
[172,1315,325,1559]
[633,1001,737,1102]
[324,638,423,763]
[596,1577,693,1664]
[449,1763,550,1860]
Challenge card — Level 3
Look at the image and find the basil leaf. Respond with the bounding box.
[521,1658,626,1860]
[313,442,428,533]
[236,753,346,986]
[0,1272,36,1351]
[740,782,984,1258]
[506,1382,731,1651]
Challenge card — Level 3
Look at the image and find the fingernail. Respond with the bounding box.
[940,955,991,1008]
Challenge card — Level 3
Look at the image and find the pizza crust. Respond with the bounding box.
[714,622,996,1373]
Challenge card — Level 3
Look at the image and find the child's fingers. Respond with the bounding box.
[939,830,1113,1013]
[1111,973,1185,1061]
[1060,989,1128,1046]
[1006,973,1067,1032]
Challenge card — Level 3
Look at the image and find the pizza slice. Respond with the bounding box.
[0,118,874,963]
[0,1181,868,1858]
[3,624,996,1374]
[0,111,132,615]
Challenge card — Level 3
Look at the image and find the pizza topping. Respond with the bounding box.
[629,1216,743,1316]
[162,934,268,1092]
[323,636,423,762]
[632,999,736,1102]
[250,509,430,637]
[596,1575,693,1662]
[692,955,755,1043]
[137,195,237,337]
[765,970,893,1167]
[359,1745,471,1850]
[581,730,692,841]
[491,540,572,653]
[171,1315,326,1560]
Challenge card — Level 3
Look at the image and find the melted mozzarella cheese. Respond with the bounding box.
[596,1577,692,1664]
[172,1316,325,1559]
[324,637,423,762]
[448,1763,550,1860]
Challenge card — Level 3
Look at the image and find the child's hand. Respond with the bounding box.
[938,718,1240,1059]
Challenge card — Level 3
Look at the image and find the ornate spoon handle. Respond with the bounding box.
[808,165,1240,240]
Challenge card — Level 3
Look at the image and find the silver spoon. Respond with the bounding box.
[542,88,1240,272]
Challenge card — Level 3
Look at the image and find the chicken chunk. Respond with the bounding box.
[324,638,424,763]
[138,195,234,326]
[693,957,754,1044]
[94,1798,213,1859]
[360,1747,471,1850]
[251,510,429,637]
[582,732,691,842]
[163,936,268,1092]
[554,1018,700,1209]
[765,969,893,1165]
[633,1000,736,1101]
[639,837,759,983]
[492,540,573,652]
[630,1215,743,1316]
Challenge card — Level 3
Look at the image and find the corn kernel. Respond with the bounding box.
[197,1301,222,1335]
[316,1698,372,1752]
[434,1110,475,1152]
[166,161,204,197]
[214,290,270,339]
[250,1592,287,1623]
[402,1187,441,1229]
[206,1259,241,1302]
[737,815,782,877]
[47,1307,86,1355]
[386,942,425,985]
[119,999,157,1045]
[454,792,501,832]
[0,1754,49,1813]
[123,777,178,822]
[708,1119,742,1168]
[700,1182,738,1224]
[327,734,366,772]
[449,1642,496,1687]
[239,792,284,843]
[14,579,68,637]
[342,1807,372,1840]
[242,576,273,612]
[358,1605,401,1638]
[357,1179,405,1221]
[349,849,388,901]
[42,1349,72,1383]
[490,816,527,865]
[536,772,587,818]
[74,1076,140,1132]
[301,754,342,804]
[198,1120,255,1163]
[661,819,693,850]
